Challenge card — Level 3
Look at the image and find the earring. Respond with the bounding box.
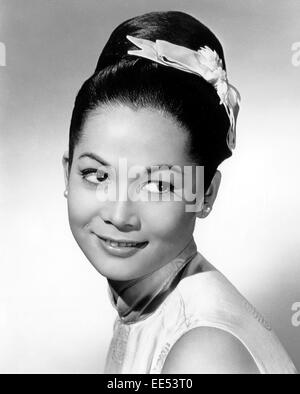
[204,205,211,214]
[63,189,68,198]
[200,204,211,217]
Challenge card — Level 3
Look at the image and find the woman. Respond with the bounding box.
[62,11,297,374]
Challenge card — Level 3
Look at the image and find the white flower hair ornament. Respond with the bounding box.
[126,35,241,150]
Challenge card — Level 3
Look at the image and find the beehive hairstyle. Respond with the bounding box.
[68,11,232,191]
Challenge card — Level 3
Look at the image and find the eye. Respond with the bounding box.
[143,180,174,194]
[80,168,109,185]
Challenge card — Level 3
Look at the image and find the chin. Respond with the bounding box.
[90,256,147,281]
[71,228,158,280]
[75,241,148,280]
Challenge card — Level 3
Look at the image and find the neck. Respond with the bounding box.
[106,237,198,323]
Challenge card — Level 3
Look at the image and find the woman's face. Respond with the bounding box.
[63,104,200,281]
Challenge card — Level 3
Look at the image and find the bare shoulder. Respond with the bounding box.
[161,326,260,374]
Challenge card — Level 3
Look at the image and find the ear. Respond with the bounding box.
[62,150,70,189]
[196,170,221,219]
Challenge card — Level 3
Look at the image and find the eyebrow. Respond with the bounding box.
[78,152,183,174]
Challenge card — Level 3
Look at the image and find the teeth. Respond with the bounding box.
[105,239,140,248]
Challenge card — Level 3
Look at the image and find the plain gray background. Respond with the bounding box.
[0,0,299,373]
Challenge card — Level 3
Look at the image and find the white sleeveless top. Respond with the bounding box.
[104,253,297,374]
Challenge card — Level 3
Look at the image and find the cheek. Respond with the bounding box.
[67,179,98,228]
[142,201,195,239]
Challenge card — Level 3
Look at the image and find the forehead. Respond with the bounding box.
[74,104,193,167]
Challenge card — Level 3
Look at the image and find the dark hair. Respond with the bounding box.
[68,11,232,190]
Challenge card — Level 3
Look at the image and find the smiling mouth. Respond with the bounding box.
[97,236,148,249]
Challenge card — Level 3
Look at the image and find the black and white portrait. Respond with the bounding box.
[0,0,299,375]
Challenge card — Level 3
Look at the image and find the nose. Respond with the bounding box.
[100,199,140,232]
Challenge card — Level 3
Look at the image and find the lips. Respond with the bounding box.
[94,233,148,258]
[95,234,148,248]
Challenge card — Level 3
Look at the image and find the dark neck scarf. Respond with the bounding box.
[106,237,198,324]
